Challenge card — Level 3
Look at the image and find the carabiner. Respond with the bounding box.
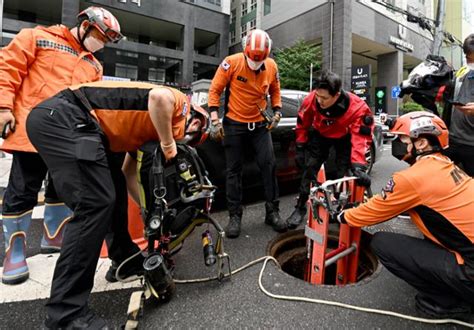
[248,122,255,131]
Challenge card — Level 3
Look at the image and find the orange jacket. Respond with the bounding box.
[345,154,474,273]
[208,53,281,123]
[67,81,188,152]
[0,25,103,153]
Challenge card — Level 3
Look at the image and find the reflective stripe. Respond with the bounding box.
[36,39,101,72]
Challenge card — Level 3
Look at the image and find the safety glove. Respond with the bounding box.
[351,163,371,188]
[210,119,225,142]
[0,109,15,139]
[295,143,306,170]
[267,110,282,131]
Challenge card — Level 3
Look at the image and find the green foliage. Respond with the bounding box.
[400,101,424,114]
[274,40,321,91]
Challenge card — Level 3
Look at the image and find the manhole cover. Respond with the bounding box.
[267,227,379,285]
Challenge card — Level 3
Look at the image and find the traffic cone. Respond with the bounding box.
[100,196,147,258]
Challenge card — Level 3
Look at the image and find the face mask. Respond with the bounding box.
[83,36,105,53]
[467,63,474,71]
[391,137,415,164]
[246,57,264,71]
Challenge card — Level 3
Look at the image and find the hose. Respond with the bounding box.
[174,256,474,328]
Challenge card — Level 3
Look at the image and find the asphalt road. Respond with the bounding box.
[1,146,473,329]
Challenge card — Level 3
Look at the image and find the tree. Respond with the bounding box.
[274,40,322,91]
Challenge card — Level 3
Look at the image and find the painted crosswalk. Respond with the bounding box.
[0,254,141,303]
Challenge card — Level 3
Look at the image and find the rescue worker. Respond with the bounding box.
[337,111,474,319]
[208,28,286,238]
[287,70,373,229]
[26,81,210,329]
[443,33,474,176]
[0,6,123,285]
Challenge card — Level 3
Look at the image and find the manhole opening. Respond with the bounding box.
[267,228,379,285]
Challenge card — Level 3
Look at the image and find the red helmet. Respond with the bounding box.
[390,111,449,149]
[243,29,272,62]
[77,7,123,43]
[183,104,210,147]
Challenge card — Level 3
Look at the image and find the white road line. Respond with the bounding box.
[0,254,141,303]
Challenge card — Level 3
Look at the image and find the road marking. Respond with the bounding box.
[0,254,141,303]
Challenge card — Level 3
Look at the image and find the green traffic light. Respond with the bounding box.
[376,90,385,98]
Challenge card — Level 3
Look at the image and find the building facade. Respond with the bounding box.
[229,0,466,116]
[0,0,230,87]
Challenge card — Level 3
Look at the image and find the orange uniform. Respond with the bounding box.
[0,25,102,152]
[68,81,188,152]
[208,53,281,123]
[345,154,474,273]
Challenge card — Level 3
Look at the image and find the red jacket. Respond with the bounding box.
[295,91,373,165]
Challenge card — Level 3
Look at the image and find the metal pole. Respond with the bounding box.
[431,0,446,55]
[324,243,357,268]
[329,0,334,71]
[309,63,313,91]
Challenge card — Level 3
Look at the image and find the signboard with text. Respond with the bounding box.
[351,65,371,105]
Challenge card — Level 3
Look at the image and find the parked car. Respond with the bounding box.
[197,93,384,203]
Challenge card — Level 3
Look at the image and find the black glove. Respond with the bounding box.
[295,143,306,169]
[351,163,371,188]
[332,211,347,224]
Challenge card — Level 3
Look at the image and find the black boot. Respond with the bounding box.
[264,201,287,233]
[225,214,242,238]
[286,196,307,229]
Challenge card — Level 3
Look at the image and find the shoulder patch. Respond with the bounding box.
[181,102,188,117]
[221,59,230,71]
[381,177,395,200]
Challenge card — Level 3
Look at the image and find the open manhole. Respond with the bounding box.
[267,227,379,285]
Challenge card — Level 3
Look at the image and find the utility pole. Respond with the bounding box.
[431,0,446,55]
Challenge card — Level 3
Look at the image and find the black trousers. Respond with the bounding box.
[26,93,138,326]
[298,132,351,200]
[442,140,474,177]
[223,118,279,216]
[371,232,474,307]
[2,152,61,215]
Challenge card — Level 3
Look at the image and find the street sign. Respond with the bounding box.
[391,86,401,99]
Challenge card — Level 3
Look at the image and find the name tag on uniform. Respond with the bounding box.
[237,76,248,83]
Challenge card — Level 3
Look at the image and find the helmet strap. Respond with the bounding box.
[77,22,93,51]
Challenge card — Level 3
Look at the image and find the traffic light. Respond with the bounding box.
[374,87,387,114]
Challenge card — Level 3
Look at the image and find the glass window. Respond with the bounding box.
[230,30,236,44]
[250,0,257,11]
[115,63,138,80]
[231,9,236,25]
[250,19,256,30]
[264,0,271,15]
[148,68,165,83]
[241,23,248,39]
[241,1,248,16]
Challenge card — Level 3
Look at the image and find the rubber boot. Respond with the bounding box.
[41,203,72,254]
[225,214,242,239]
[2,211,31,285]
[264,201,287,233]
[286,196,307,229]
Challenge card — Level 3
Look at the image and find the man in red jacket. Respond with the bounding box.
[287,70,373,229]
[0,7,122,285]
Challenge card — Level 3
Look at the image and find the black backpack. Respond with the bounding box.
[137,141,214,238]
